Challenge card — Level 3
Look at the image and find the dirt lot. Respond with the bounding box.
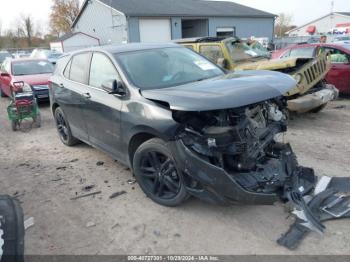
[0,97,350,255]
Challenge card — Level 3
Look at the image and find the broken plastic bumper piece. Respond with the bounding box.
[287,84,339,113]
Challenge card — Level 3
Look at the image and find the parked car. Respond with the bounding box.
[30,49,63,65]
[50,43,315,207]
[0,58,54,100]
[272,43,350,95]
[332,35,350,44]
[177,37,338,113]
[0,51,12,64]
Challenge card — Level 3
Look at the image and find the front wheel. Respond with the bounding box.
[54,107,79,146]
[133,138,189,207]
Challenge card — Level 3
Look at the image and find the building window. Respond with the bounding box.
[216,27,235,38]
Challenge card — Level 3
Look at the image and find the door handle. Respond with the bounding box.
[82,92,91,99]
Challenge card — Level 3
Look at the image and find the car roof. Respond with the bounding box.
[9,57,50,63]
[70,43,181,55]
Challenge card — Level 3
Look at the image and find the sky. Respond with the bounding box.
[0,0,349,34]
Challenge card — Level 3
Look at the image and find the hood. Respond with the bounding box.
[235,57,312,71]
[13,73,52,86]
[141,70,297,111]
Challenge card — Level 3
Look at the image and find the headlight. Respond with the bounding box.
[294,74,303,84]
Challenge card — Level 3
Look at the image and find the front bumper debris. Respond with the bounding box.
[278,176,350,250]
[171,140,315,205]
[287,84,339,113]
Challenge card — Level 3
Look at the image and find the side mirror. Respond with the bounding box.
[101,79,125,96]
[0,72,10,77]
[216,58,228,69]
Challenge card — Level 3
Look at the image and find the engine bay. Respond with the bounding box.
[173,98,300,195]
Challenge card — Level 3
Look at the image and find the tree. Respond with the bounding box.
[50,0,80,36]
[21,15,34,47]
[275,13,294,37]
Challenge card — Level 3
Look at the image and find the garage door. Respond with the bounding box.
[139,19,171,43]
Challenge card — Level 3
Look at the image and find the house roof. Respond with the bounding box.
[57,32,100,42]
[336,12,350,16]
[73,0,275,27]
[287,12,350,34]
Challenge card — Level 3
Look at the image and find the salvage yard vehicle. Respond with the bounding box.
[50,43,316,207]
[177,37,338,113]
[0,58,54,101]
[272,43,350,95]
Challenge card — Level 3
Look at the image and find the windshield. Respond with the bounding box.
[115,47,223,90]
[0,53,12,63]
[12,60,54,76]
[225,41,261,62]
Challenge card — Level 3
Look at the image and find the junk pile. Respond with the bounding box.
[279,176,350,250]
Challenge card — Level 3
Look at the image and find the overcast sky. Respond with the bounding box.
[0,0,349,34]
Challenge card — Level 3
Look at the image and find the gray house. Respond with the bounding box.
[72,0,276,45]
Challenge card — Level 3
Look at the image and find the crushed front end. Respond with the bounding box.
[171,98,316,205]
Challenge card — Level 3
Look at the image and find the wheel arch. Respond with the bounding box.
[127,125,176,168]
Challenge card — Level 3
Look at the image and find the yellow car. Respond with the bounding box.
[177,37,339,113]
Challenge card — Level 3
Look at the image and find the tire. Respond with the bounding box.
[133,138,189,207]
[0,86,7,98]
[11,121,19,132]
[33,112,41,128]
[0,195,25,262]
[54,107,79,146]
[311,103,327,113]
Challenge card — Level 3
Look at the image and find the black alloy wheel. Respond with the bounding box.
[133,138,189,206]
[54,107,79,146]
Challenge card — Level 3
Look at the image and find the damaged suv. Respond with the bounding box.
[50,44,315,206]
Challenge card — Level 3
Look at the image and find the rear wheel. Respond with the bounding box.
[133,138,189,207]
[11,120,19,131]
[54,107,79,146]
[0,86,7,98]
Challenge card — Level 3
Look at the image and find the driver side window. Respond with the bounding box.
[89,53,120,88]
[323,47,349,64]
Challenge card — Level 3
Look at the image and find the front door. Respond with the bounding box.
[82,52,123,159]
[323,47,350,94]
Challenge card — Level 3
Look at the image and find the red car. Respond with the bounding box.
[0,58,54,100]
[272,43,350,94]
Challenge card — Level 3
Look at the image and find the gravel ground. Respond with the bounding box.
[0,97,350,255]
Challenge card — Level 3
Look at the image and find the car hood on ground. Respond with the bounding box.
[141,70,297,111]
[235,57,313,71]
[13,74,52,86]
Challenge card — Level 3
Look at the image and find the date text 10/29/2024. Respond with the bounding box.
[128,256,220,261]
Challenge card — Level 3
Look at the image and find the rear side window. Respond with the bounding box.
[289,47,315,58]
[89,53,120,88]
[69,53,91,84]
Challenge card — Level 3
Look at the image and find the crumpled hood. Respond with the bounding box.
[141,70,297,111]
[236,57,312,71]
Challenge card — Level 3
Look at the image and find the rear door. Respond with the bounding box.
[53,52,91,141]
[82,52,123,158]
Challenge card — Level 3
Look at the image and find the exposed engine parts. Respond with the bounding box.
[173,99,296,195]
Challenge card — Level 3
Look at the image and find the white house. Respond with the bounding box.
[287,12,350,36]
[50,32,100,53]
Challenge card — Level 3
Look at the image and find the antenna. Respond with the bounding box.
[331,0,334,14]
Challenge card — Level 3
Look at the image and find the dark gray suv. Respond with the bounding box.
[50,43,315,207]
